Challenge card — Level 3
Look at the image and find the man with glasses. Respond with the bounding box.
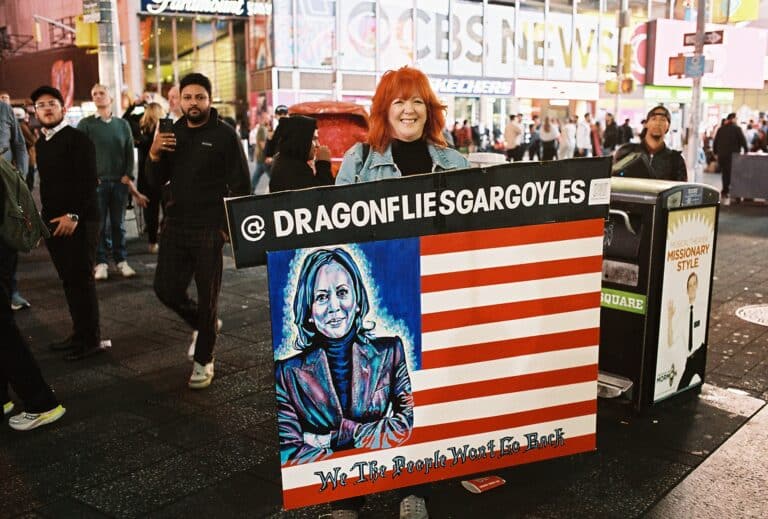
[30,85,105,361]
[77,83,136,281]
[147,73,250,389]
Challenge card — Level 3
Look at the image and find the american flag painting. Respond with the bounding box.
[268,217,604,509]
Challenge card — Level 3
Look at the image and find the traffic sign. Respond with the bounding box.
[684,56,705,78]
[668,55,685,77]
[683,30,724,46]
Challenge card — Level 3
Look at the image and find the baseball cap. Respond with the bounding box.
[646,105,670,123]
[30,85,65,105]
[275,105,289,115]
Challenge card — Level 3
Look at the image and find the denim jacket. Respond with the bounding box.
[0,103,28,175]
[335,141,470,185]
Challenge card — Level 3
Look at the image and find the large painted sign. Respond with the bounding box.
[227,159,611,509]
[654,207,716,402]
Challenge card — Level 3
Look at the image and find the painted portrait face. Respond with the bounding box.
[311,260,357,339]
[388,95,427,142]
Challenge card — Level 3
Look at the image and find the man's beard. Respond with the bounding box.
[184,107,210,124]
[40,115,64,129]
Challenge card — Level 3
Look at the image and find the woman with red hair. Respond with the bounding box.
[336,67,469,185]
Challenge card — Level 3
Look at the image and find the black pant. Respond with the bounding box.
[677,346,706,391]
[0,239,59,413]
[718,154,733,196]
[46,221,101,349]
[542,140,557,161]
[528,142,541,161]
[154,221,224,365]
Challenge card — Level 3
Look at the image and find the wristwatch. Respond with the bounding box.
[66,213,79,223]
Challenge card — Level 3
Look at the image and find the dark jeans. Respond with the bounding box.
[154,221,224,365]
[46,222,101,349]
[0,239,58,413]
[528,142,541,161]
[718,155,733,196]
[542,140,557,161]
[96,180,129,264]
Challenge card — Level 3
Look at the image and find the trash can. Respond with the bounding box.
[599,177,720,411]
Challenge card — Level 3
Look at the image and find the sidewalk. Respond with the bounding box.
[1,179,767,518]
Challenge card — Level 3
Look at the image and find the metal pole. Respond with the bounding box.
[686,0,706,183]
[96,0,123,115]
[614,0,629,117]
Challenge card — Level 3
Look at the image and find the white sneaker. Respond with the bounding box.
[188,361,214,389]
[117,261,136,278]
[188,319,223,361]
[722,196,731,206]
[8,405,66,431]
[399,495,428,519]
[3,401,14,415]
[94,263,109,280]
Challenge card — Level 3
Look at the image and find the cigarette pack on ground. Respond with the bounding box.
[461,475,506,494]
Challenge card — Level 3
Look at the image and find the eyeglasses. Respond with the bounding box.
[35,100,60,109]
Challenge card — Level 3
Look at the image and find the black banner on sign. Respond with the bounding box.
[225,157,613,268]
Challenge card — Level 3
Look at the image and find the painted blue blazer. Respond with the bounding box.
[275,335,414,465]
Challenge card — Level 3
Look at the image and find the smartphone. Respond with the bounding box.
[158,118,174,134]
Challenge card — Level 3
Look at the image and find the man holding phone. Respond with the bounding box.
[30,85,104,360]
[147,73,250,389]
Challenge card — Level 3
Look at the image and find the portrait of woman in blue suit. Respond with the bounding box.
[275,247,414,466]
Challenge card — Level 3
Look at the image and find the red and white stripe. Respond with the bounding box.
[281,219,604,509]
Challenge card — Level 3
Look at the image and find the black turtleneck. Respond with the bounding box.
[391,138,432,176]
[323,327,357,413]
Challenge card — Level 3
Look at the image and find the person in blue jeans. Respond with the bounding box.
[77,84,140,281]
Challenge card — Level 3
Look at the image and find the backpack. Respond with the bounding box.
[0,152,49,252]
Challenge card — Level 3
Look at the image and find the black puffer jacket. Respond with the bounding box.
[269,115,333,193]
[614,141,687,181]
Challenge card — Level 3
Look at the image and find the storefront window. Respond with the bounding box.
[517,0,546,79]
[547,0,574,81]
[415,0,450,75]
[140,15,246,117]
[297,0,336,69]
[377,0,415,70]
[339,0,376,71]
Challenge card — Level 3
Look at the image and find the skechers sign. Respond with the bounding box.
[140,0,271,17]
[430,78,513,95]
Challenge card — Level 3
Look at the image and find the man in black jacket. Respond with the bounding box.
[31,85,105,361]
[148,73,250,389]
[713,112,748,204]
[613,105,687,182]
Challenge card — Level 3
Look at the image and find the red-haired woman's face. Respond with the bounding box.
[388,95,427,142]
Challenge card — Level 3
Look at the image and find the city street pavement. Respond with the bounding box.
[1,178,767,518]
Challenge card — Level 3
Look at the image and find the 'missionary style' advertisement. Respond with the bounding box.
[655,207,716,401]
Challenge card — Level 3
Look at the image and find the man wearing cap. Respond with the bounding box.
[613,105,687,182]
[713,112,748,204]
[31,85,105,360]
[147,73,250,389]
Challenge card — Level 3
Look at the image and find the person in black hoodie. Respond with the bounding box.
[268,115,333,193]
[147,73,250,390]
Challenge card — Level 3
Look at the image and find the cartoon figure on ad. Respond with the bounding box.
[273,246,415,466]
